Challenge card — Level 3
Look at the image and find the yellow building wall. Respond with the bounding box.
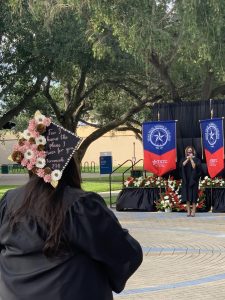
[77,126,143,167]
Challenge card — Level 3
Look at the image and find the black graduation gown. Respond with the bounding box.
[0,186,143,300]
[180,157,202,203]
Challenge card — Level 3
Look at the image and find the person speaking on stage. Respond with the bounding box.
[180,146,202,217]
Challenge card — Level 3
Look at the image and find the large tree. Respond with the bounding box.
[68,0,225,101]
[1,1,163,161]
[5,1,225,161]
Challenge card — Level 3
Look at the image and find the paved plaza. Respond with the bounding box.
[2,174,225,299]
[114,211,225,300]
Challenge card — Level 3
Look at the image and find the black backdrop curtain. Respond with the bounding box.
[152,99,225,178]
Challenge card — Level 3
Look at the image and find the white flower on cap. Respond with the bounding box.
[51,169,62,181]
[35,135,46,145]
[35,113,46,124]
[24,149,34,160]
[36,158,46,168]
[22,129,33,140]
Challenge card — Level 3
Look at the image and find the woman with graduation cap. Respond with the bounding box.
[0,111,143,300]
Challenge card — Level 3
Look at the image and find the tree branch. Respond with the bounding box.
[72,99,85,121]
[79,119,101,128]
[64,81,72,108]
[149,50,181,102]
[0,76,44,129]
[210,84,225,98]
[117,124,142,141]
[202,70,214,100]
[65,67,88,117]
[125,77,148,89]
[77,94,162,161]
[43,78,62,121]
[80,80,106,101]
[116,83,143,103]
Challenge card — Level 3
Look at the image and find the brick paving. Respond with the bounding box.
[113,211,225,299]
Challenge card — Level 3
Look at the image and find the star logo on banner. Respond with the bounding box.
[205,124,219,146]
[148,127,169,147]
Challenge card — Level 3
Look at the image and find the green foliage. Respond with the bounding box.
[69,0,225,93]
[4,0,225,159]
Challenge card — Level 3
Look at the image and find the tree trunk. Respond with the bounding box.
[202,70,213,100]
[150,51,181,102]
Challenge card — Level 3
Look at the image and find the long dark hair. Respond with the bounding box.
[9,157,81,257]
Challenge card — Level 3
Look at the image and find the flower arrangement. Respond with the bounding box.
[124,175,167,188]
[156,188,206,212]
[124,176,144,188]
[167,176,181,192]
[123,175,225,212]
[196,189,206,210]
[156,189,178,211]
[9,111,62,184]
[199,176,225,188]
[144,176,167,188]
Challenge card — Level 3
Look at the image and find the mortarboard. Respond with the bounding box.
[9,111,81,187]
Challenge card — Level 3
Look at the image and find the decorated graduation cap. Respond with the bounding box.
[9,111,81,187]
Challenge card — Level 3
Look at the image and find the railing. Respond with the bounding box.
[122,159,144,187]
[90,161,95,173]
[81,161,96,172]
[109,159,133,208]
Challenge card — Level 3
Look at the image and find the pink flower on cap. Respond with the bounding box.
[36,169,45,178]
[21,158,28,167]
[28,119,36,131]
[43,174,52,183]
[30,144,38,151]
[27,163,34,170]
[38,151,46,158]
[29,157,37,165]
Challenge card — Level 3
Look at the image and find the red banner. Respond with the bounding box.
[200,118,224,178]
[204,148,224,178]
[144,149,176,176]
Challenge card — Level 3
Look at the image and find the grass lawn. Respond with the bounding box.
[0,185,19,199]
[0,181,121,200]
[82,175,123,182]
[103,196,118,206]
[81,166,144,173]
[0,186,119,207]
[81,181,122,192]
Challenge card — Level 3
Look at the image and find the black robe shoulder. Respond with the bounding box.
[0,186,143,300]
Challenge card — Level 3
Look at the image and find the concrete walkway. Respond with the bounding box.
[0,174,29,185]
[2,174,225,298]
[0,173,122,185]
[0,173,113,185]
[114,211,225,299]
